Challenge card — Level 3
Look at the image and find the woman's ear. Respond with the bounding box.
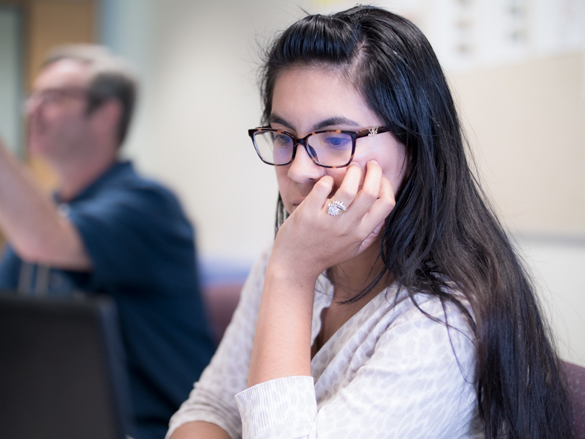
[403,146,412,181]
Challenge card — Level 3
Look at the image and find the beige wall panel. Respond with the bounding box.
[450,53,585,236]
[27,0,96,84]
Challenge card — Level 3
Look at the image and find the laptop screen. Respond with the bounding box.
[0,293,133,439]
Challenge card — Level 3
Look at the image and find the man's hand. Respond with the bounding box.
[0,137,91,270]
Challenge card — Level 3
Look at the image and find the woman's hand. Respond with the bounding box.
[270,160,396,284]
[247,160,395,388]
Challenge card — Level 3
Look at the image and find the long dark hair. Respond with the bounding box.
[260,5,573,439]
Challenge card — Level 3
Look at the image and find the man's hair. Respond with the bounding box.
[43,44,138,147]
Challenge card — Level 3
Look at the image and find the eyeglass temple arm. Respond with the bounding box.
[355,127,391,138]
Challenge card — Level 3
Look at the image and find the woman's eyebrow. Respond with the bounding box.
[268,114,293,130]
[312,117,359,131]
[269,114,360,132]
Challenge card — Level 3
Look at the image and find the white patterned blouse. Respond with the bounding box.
[167,243,484,439]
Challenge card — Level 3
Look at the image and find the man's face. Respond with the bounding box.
[26,59,94,162]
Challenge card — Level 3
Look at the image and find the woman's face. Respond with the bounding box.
[271,66,409,214]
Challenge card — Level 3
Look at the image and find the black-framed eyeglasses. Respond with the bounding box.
[248,126,391,168]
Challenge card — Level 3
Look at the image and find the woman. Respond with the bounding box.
[168,6,573,439]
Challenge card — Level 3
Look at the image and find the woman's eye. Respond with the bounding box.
[323,134,351,149]
[273,134,293,147]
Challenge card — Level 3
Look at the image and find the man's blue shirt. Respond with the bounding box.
[0,161,215,439]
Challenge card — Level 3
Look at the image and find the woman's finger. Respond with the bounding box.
[300,175,334,212]
[358,175,395,235]
[346,160,383,218]
[324,162,362,217]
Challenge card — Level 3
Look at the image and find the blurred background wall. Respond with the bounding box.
[0,0,583,364]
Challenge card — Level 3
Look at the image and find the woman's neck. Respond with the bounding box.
[311,240,389,358]
[327,237,388,303]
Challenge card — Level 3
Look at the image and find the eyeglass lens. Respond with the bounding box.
[254,131,353,167]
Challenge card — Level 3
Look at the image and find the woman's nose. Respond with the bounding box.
[287,144,325,182]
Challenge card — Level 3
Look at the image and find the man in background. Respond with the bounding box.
[0,44,215,439]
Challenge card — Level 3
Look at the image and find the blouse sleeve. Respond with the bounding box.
[234,295,480,439]
[166,244,272,439]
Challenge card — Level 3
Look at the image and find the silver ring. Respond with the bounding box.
[327,200,347,216]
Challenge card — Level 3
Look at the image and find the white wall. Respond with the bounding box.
[514,236,585,365]
[101,0,309,272]
[100,0,585,364]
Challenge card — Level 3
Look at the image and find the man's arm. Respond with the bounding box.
[0,139,91,270]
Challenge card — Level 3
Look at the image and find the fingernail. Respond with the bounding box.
[368,160,379,166]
